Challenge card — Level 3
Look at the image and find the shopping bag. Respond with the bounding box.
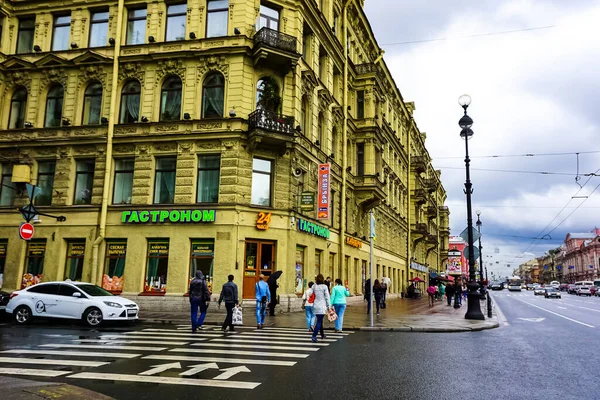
[327,308,338,322]
[232,305,243,325]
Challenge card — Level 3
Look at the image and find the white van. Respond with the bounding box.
[575,281,594,296]
[550,280,560,289]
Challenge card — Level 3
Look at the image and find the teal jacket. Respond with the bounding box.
[330,285,350,305]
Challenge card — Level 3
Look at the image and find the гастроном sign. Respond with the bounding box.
[297,218,330,239]
[121,210,216,223]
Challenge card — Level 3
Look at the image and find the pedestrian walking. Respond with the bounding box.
[267,271,282,316]
[255,273,271,329]
[382,274,391,308]
[218,274,239,332]
[330,279,350,332]
[407,282,416,299]
[373,279,384,315]
[427,283,436,307]
[439,282,446,301]
[445,282,454,306]
[364,278,372,314]
[302,281,315,331]
[454,281,462,306]
[189,270,211,333]
[325,276,332,291]
[311,274,331,343]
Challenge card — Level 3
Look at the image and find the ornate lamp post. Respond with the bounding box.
[458,94,484,320]
[476,210,486,299]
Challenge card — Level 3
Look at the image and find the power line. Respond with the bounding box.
[446,204,600,209]
[435,166,579,176]
[432,150,600,160]
[381,25,557,46]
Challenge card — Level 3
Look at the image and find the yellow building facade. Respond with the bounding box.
[0,0,449,311]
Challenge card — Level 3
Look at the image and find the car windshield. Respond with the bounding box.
[546,288,556,292]
[75,284,113,297]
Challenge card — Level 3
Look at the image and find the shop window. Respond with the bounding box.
[113,159,134,204]
[251,158,272,206]
[315,249,322,276]
[357,90,364,119]
[52,15,71,51]
[201,73,225,118]
[120,80,141,123]
[35,161,56,206]
[189,240,214,292]
[45,84,64,128]
[166,4,187,41]
[0,165,15,206]
[257,4,279,31]
[74,159,95,205]
[82,82,103,125]
[9,87,27,129]
[145,240,169,293]
[160,76,182,121]
[0,240,6,289]
[126,8,147,45]
[153,157,176,204]
[103,241,127,293]
[206,0,228,38]
[89,11,109,47]
[23,240,46,288]
[197,155,220,203]
[64,240,85,281]
[295,246,305,294]
[17,18,35,54]
[357,143,365,176]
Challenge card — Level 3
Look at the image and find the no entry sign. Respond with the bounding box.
[19,222,34,240]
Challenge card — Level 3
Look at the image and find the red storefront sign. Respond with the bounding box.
[317,164,330,220]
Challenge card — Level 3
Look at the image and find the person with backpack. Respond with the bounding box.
[255,274,271,329]
[302,281,315,331]
[218,274,239,332]
[189,270,211,333]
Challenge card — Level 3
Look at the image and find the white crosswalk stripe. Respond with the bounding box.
[99,335,207,342]
[0,367,70,377]
[76,339,190,345]
[125,331,226,338]
[263,327,352,335]
[0,356,109,367]
[209,338,329,347]
[40,344,167,351]
[142,354,297,366]
[190,342,320,351]
[240,332,339,341]
[1,349,141,358]
[168,348,310,359]
[68,372,260,389]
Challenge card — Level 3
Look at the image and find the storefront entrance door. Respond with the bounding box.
[243,240,276,299]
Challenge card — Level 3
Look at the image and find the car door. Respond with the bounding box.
[55,284,87,319]
[26,284,60,317]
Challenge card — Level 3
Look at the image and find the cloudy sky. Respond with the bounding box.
[364,0,600,275]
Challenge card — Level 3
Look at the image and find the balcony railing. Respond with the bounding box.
[248,108,295,136]
[355,63,384,80]
[414,223,428,234]
[411,156,427,173]
[424,178,437,193]
[254,27,297,53]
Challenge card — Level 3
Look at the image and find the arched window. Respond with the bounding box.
[8,87,27,129]
[201,73,224,118]
[120,80,141,123]
[45,84,64,127]
[331,127,338,159]
[83,82,103,125]
[256,77,280,112]
[160,76,182,121]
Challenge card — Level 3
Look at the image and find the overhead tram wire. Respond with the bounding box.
[434,166,580,176]
[433,150,600,160]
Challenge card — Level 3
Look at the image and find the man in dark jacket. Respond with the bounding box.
[445,281,455,306]
[218,274,239,332]
[364,278,371,314]
[267,271,282,316]
[189,270,211,333]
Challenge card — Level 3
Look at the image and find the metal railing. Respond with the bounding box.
[248,108,295,136]
[254,27,298,53]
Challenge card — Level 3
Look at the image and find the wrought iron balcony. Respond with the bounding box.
[426,234,438,245]
[424,178,438,193]
[355,63,384,80]
[413,188,427,204]
[253,27,300,71]
[411,156,427,173]
[413,223,428,235]
[247,108,296,154]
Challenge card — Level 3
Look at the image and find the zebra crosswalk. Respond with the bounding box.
[0,324,353,390]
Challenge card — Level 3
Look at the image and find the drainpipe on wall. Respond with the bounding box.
[92,0,125,285]
[406,118,412,294]
[340,0,351,292]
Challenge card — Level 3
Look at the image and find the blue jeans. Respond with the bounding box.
[312,314,325,340]
[304,306,315,330]
[190,299,208,331]
[333,304,346,331]
[256,301,267,325]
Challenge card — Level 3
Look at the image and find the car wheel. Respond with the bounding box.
[83,307,103,327]
[13,305,32,325]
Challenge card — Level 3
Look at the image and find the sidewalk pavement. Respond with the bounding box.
[140,296,499,332]
[0,376,113,400]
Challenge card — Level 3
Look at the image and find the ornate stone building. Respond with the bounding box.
[0,0,449,310]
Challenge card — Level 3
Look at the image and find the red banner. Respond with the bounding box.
[318,164,330,220]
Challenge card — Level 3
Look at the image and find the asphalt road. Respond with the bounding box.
[0,290,599,400]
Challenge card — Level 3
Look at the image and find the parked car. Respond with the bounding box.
[491,282,504,290]
[0,290,10,313]
[590,286,598,296]
[577,286,593,297]
[568,284,578,294]
[527,284,537,291]
[6,281,139,327]
[595,287,600,297]
[534,286,546,296]
[544,288,562,298]
[559,284,570,292]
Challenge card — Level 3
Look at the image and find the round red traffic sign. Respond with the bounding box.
[19,223,35,240]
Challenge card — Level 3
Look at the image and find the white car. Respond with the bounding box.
[6,281,139,327]
[533,286,546,296]
[577,286,592,297]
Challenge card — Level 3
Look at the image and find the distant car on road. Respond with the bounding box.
[6,281,139,327]
[577,286,592,297]
[568,284,578,294]
[544,288,562,298]
[559,284,570,292]
[550,281,560,289]
[491,282,504,290]
[527,284,537,291]
[590,286,598,296]
[534,286,546,296]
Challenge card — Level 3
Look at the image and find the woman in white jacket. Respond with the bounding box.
[302,281,315,331]
[311,274,331,343]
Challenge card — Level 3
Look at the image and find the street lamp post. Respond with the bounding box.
[458,94,485,320]
[476,210,486,299]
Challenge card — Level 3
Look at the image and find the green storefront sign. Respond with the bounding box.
[121,210,216,224]
[297,218,330,239]
[300,191,315,211]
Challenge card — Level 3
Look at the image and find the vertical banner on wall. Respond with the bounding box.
[317,163,330,220]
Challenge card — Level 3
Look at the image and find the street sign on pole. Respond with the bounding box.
[464,245,480,260]
[19,222,34,241]
[459,227,480,243]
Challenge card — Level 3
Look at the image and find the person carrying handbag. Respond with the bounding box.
[255,274,271,329]
[302,281,316,331]
[311,274,331,343]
